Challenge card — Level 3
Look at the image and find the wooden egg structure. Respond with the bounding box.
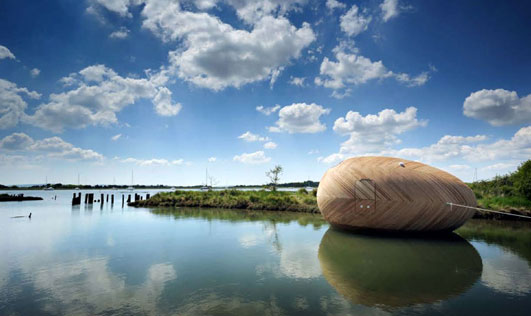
[317,156,477,232]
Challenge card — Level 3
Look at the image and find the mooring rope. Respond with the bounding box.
[447,202,531,220]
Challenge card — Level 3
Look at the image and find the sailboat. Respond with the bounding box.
[127,170,134,191]
[201,168,211,191]
[44,176,54,191]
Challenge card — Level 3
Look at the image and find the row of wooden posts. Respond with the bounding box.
[72,193,150,206]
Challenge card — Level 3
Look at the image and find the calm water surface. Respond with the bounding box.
[1,190,530,315]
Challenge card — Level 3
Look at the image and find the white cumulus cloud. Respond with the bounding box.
[0,132,35,150]
[326,0,346,11]
[0,132,103,161]
[382,127,530,164]
[91,1,315,90]
[463,89,531,126]
[30,68,41,78]
[233,151,271,164]
[109,27,130,39]
[316,44,430,98]
[269,103,331,134]
[380,0,400,22]
[121,157,185,166]
[140,2,315,90]
[263,141,277,149]
[320,107,427,163]
[340,5,372,37]
[111,134,122,141]
[0,79,41,129]
[0,45,15,60]
[24,64,181,132]
[238,131,270,142]
[289,76,306,87]
[256,105,280,115]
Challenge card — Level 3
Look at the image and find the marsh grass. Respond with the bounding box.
[130,189,319,213]
[477,196,531,211]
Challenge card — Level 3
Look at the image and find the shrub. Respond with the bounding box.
[513,160,531,200]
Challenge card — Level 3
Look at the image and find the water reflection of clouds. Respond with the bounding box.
[238,233,261,248]
[480,247,531,296]
[1,206,177,315]
[279,242,321,279]
[250,224,324,280]
[31,257,176,315]
[174,289,284,315]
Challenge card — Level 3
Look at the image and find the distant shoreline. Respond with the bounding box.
[0,181,319,191]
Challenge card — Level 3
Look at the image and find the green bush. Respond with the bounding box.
[297,188,308,194]
[514,160,531,200]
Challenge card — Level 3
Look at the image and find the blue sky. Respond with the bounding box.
[0,0,530,185]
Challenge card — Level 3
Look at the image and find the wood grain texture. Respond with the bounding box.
[317,156,477,232]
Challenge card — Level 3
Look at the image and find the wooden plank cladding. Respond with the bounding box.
[317,156,477,232]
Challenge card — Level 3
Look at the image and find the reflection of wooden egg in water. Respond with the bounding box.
[317,156,477,232]
[318,228,483,308]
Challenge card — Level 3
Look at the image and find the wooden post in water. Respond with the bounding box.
[111,194,114,205]
[84,193,88,204]
[106,194,109,202]
[127,194,131,203]
[72,193,81,205]
[146,194,150,200]
[122,195,124,207]
[100,194,104,205]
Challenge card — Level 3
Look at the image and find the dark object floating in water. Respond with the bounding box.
[317,156,476,232]
[11,213,32,219]
[0,193,43,202]
[318,228,482,308]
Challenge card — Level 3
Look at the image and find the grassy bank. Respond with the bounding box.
[130,189,319,213]
[469,160,531,217]
[476,196,531,211]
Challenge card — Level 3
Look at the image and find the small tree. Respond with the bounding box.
[266,165,283,191]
